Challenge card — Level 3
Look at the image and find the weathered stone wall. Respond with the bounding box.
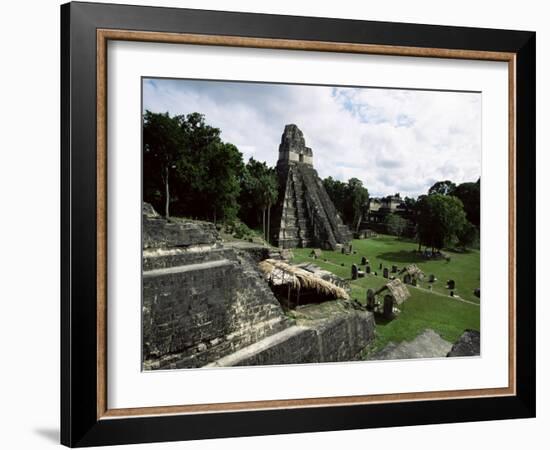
[143,203,374,370]
[143,256,291,369]
[447,330,480,357]
[224,241,271,262]
[273,163,352,249]
[277,123,313,166]
[272,124,352,250]
[312,307,375,362]
[143,215,220,250]
[207,302,375,367]
[142,205,292,370]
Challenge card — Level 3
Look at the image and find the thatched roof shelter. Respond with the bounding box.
[258,259,349,300]
[374,279,410,305]
[310,248,323,258]
[400,264,425,279]
[295,262,349,289]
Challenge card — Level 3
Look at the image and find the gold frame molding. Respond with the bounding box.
[96,29,516,420]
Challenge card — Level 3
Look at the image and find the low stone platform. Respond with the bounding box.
[142,205,292,370]
[369,329,452,361]
[142,202,375,370]
[224,241,272,262]
[206,301,375,367]
[447,330,480,357]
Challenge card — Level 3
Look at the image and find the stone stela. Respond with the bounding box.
[271,124,352,250]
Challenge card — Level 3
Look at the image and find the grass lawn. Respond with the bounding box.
[291,235,480,354]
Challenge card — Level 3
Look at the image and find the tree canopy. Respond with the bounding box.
[143,111,243,222]
[384,213,409,237]
[428,180,457,196]
[416,194,467,251]
[403,196,417,210]
[239,157,278,240]
[323,176,369,230]
[143,111,187,217]
[427,178,480,229]
[456,220,478,249]
[452,178,480,227]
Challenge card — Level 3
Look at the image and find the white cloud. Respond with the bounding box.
[143,79,481,198]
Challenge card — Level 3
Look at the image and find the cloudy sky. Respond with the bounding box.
[143,78,481,198]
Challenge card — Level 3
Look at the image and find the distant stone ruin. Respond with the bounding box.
[271,124,352,250]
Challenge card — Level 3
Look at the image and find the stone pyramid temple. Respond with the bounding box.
[271,124,352,250]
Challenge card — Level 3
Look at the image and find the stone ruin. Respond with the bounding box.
[271,124,353,250]
[447,330,480,357]
[258,259,349,309]
[400,264,425,285]
[367,279,410,319]
[142,203,374,369]
[369,328,480,361]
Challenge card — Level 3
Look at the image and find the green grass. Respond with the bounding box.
[291,235,480,354]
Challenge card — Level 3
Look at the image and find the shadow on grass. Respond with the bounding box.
[377,251,425,263]
[373,315,395,326]
[447,247,475,254]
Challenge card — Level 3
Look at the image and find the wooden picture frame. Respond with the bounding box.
[61,1,535,447]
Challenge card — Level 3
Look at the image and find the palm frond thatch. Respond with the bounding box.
[373,278,410,305]
[258,259,349,300]
[400,263,425,279]
[385,279,410,305]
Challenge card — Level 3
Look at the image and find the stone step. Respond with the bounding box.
[204,326,310,367]
[143,246,234,270]
[143,255,293,369]
[205,304,376,367]
[281,224,299,231]
[143,259,233,279]
[280,228,298,235]
[146,316,291,370]
[143,216,220,249]
[278,238,300,248]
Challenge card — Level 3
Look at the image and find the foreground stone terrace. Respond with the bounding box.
[142,203,374,370]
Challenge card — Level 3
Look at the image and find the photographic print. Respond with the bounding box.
[62,6,535,444]
[141,78,481,370]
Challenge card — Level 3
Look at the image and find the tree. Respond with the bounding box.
[143,111,245,223]
[457,221,478,249]
[199,141,243,223]
[385,213,409,237]
[261,173,278,243]
[403,196,417,210]
[323,177,369,230]
[323,177,347,218]
[452,178,480,227]
[179,114,244,223]
[428,180,457,196]
[416,194,467,252]
[346,178,370,232]
[239,158,278,241]
[143,111,186,217]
